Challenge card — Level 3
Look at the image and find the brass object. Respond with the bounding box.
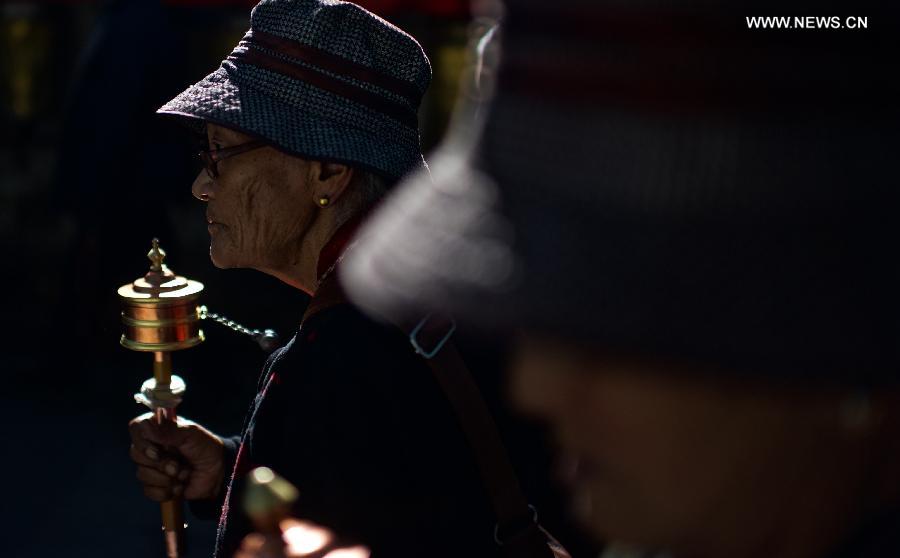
[118,239,204,558]
[244,467,300,532]
[118,239,204,352]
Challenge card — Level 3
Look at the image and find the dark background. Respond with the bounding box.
[0,1,475,556]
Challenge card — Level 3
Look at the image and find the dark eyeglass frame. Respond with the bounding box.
[197,139,267,179]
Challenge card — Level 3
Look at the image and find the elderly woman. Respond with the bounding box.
[127,2,510,557]
[342,1,900,558]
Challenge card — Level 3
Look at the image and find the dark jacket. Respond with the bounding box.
[210,301,500,558]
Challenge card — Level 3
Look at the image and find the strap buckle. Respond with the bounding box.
[409,313,457,359]
[493,505,539,546]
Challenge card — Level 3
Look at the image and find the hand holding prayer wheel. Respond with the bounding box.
[128,414,226,503]
[120,238,216,557]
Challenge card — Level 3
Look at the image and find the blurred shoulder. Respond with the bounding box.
[287,302,424,378]
[307,302,408,349]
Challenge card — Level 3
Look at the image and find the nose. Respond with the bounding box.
[192,170,213,201]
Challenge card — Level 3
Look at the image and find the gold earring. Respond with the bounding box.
[317,196,330,208]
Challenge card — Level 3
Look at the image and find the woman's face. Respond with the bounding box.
[192,124,316,272]
[511,336,865,558]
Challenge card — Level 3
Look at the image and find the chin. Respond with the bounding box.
[209,244,237,269]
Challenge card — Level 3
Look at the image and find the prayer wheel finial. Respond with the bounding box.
[148,238,165,272]
[141,238,178,291]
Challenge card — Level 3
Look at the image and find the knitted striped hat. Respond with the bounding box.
[158,0,431,182]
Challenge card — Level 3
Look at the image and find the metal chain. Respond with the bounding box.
[199,305,257,337]
[198,305,281,353]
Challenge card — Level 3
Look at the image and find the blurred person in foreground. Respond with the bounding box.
[233,467,370,558]
[126,1,510,557]
[341,1,900,557]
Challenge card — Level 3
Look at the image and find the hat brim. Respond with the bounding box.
[158,66,425,182]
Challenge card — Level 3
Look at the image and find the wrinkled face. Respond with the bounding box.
[511,336,858,557]
[192,124,315,271]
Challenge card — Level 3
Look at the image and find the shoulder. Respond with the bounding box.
[282,303,427,383]
[307,303,410,354]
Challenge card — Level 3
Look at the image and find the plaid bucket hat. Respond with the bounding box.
[343,0,900,384]
[158,0,431,182]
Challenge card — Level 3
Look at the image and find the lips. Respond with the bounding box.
[206,214,226,235]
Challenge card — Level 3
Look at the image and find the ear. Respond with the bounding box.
[308,161,354,207]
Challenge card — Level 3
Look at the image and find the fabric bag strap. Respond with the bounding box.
[414,316,554,557]
[303,275,555,557]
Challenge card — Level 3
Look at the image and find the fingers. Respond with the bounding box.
[136,464,174,487]
[130,414,222,462]
[128,414,193,471]
[129,442,158,467]
[136,465,184,501]
[135,460,191,501]
[131,437,192,502]
[129,413,226,502]
[129,414,168,468]
[129,440,186,474]
[131,445,187,477]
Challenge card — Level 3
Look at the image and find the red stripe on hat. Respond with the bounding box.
[229,46,419,128]
[249,29,423,106]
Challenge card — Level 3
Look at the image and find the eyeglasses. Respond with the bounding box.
[197,139,267,179]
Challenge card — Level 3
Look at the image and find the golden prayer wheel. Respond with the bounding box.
[118,238,205,352]
[118,239,204,558]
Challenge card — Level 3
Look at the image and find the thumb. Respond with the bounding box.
[167,420,223,463]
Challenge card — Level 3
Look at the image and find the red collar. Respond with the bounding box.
[316,213,367,282]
